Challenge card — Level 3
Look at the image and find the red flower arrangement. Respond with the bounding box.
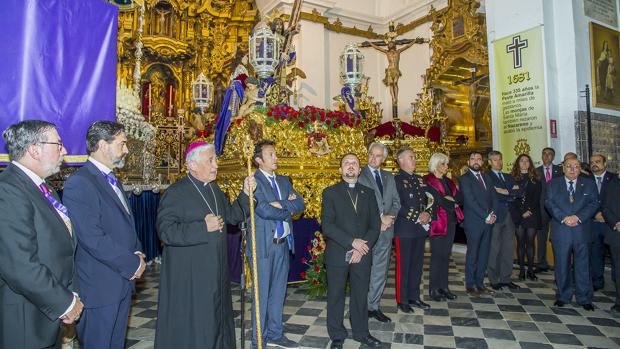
[265,105,362,131]
[300,231,327,298]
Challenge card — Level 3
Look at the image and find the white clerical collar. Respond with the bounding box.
[12,161,44,186]
[88,157,113,175]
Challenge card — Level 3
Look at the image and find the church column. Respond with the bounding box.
[295,19,328,108]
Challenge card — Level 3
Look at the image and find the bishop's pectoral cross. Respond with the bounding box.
[360,21,428,119]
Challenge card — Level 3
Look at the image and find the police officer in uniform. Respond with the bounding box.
[393,147,433,313]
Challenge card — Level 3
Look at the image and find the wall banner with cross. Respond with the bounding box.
[493,25,548,168]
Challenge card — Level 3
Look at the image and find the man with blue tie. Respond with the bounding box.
[545,157,598,310]
[588,153,617,291]
[460,151,497,297]
[63,121,145,348]
[486,150,521,290]
[250,140,305,349]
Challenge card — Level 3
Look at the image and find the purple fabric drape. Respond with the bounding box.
[0,0,118,162]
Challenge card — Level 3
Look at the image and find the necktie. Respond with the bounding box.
[475,173,486,189]
[545,167,551,183]
[596,176,602,194]
[38,183,72,235]
[498,172,505,183]
[568,180,575,196]
[268,176,285,238]
[374,169,384,196]
[102,171,130,213]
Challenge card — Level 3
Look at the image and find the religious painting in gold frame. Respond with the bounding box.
[590,22,620,110]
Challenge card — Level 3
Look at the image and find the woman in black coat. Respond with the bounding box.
[510,154,542,280]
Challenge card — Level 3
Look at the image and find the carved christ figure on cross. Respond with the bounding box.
[361,21,428,114]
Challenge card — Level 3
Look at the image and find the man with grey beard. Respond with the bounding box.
[0,120,83,348]
[63,121,145,348]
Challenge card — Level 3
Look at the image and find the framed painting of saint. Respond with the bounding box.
[590,22,620,110]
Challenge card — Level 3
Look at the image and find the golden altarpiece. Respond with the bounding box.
[114,0,491,218]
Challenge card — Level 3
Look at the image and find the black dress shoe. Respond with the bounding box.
[518,269,526,280]
[410,299,431,309]
[368,309,391,322]
[553,300,565,307]
[533,266,549,273]
[491,283,503,291]
[593,285,604,292]
[439,289,457,300]
[505,282,521,289]
[430,289,446,301]
[330,339,343,349]
[357,335,382,348]
[398,303,414,313]
[581,303,595,311]
[527,270,538,281]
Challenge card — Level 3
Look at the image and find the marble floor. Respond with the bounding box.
[117,249,620,349]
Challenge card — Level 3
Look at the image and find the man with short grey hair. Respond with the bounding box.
[358,141,400,322]
[0,120,83,348]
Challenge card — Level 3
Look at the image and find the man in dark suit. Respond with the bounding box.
[321,153,381,349]
[63,121,145,348]
[545,157,598,310]
[357,142,400,322]
[601,172,620,315]
[459,151,497,297]
[486,150,521,290]
[393,148,432,313]
[0,120,83,348]
[249,140,305,349]
[535,147,563,272]
[589,153,617,291]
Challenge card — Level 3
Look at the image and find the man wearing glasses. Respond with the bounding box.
[0,120,83,348]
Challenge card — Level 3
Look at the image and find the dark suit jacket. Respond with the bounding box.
[601,177,620,247]
[394,170,434,238]
[536,164,563,219]
[545,177,599,244]
[486,170,519,221]
[320,181,380,267]
[0,164,75,348]
[63,161,142,307]
[248,171,305,258]
[459,170,496,232]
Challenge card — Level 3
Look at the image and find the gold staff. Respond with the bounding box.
[245,143,263,349]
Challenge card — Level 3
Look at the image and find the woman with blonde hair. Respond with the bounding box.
[424,153,464,301]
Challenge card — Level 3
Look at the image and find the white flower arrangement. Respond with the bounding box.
[116,83,156,142]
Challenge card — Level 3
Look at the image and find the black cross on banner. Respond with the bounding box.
[506,35,528,69]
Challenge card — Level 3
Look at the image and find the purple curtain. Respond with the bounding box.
[0,0,118,162]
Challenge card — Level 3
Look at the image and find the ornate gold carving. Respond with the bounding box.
[216,112,367,218]
[296,9,431,40]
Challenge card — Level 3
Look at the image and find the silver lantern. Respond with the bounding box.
[191,72,213,112]
[249,21,281,79]
[340,43,365,90]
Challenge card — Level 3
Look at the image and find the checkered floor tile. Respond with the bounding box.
[116,249,620,348]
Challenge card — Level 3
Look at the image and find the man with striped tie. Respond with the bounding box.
[63,121,145,348]
[0,120,83,348]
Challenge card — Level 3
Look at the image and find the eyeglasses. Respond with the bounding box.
[38,141,64,150]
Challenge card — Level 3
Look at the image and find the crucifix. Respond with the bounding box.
[360,21,428,119]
